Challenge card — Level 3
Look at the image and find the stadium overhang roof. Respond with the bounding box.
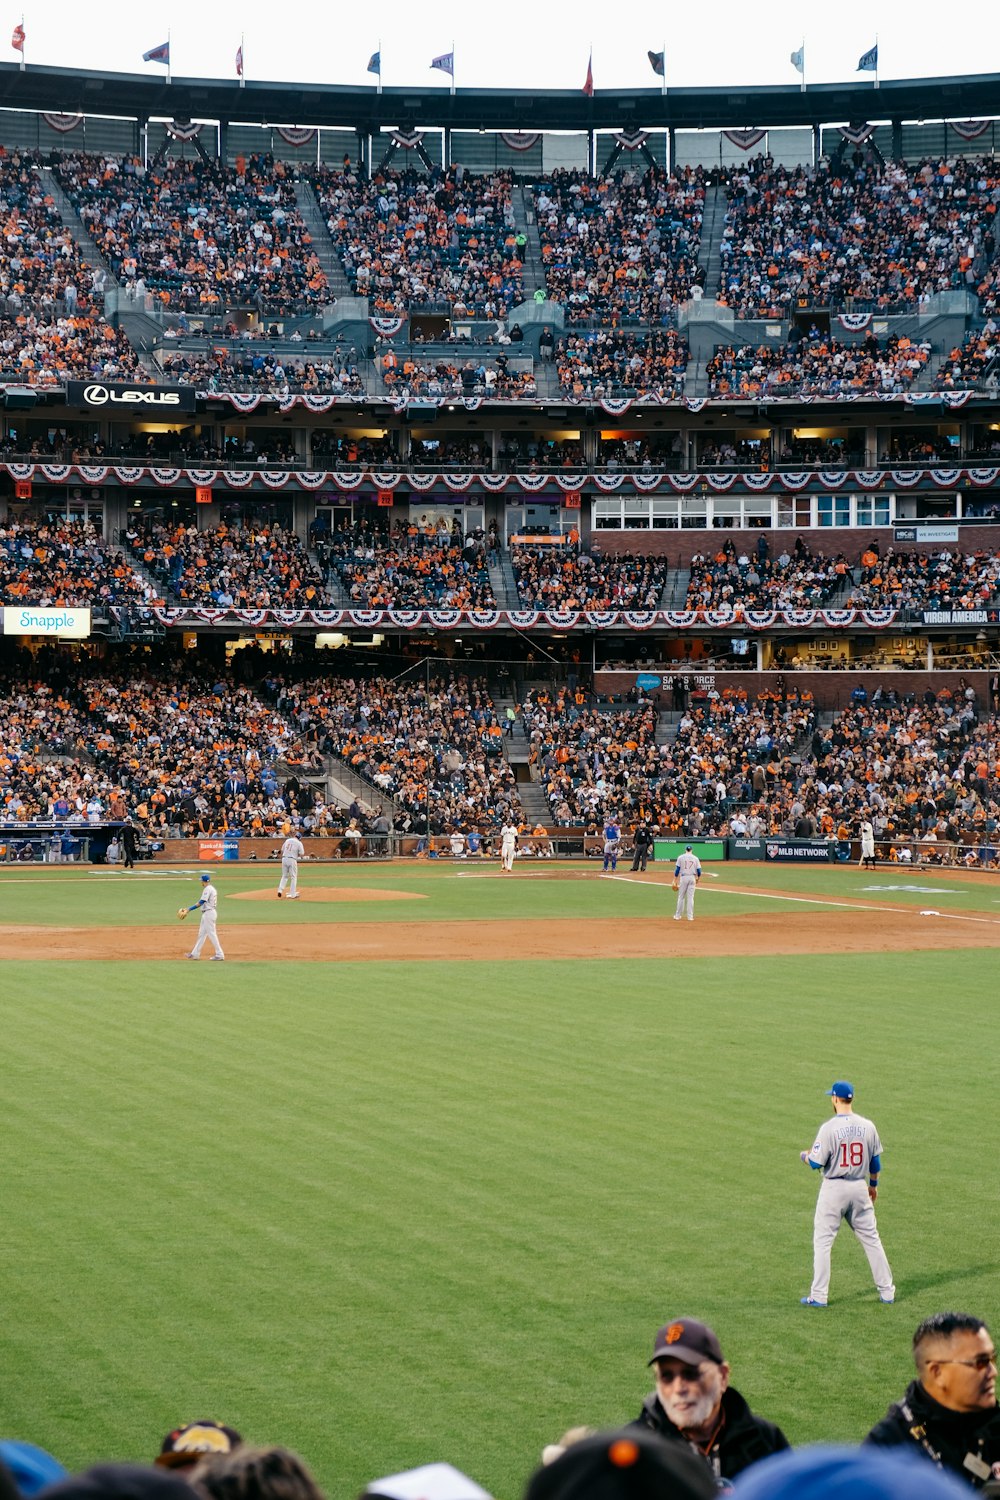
[1,61,999,133]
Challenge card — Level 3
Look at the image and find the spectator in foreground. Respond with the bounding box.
[631,1318,789,1485]
[525,1430,717,1500]
[156,1424,243,1472]
[732,1445,976,1499]
[864,1312,999,1490]
[191,1447,325,1500]
[39,1466,196,1500]
[0,1443,67,1498]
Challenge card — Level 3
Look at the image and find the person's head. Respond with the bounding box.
[826,1080,854,1115]
[201,874,211,885]
[648,1319,729,1438]
[191,1449,324,1500]
[157,1423,243,1473]
[40,1466,195,1500]
[524,1430,716,1500]
[913,1312,997,1413]
[732,1445,973,1500]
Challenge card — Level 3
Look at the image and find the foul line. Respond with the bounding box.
[603,873,1000,926]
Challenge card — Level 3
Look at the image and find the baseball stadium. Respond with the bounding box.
[2,41,999,1500]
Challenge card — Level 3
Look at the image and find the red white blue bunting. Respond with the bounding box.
[147,605,905,632]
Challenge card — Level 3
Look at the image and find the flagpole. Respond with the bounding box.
[239,32,245,88]
[451,39,455,96]
[166,28,171,84]
[19,12,24,71]
[800,37,805,93]
[661,39,666,97]
[874,32,879,89]
[377,36,382,96]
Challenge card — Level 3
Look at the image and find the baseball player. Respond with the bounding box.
[673,845,701,920]
[859,818,877,869]
[500,820,518,872]
[277,833,305,898]
[800,1080,895,1307]
[602,817,621,873]
[185,873,225,961]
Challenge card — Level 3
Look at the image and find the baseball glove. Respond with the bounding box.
[177,907,189,920]
[671,881,679,892]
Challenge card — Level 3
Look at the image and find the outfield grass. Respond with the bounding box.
[2,863,998,1498]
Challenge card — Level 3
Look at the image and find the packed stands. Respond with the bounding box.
[325,521,495,608]
[158,346,364,395]
[314,166,523,316]
[511,545,667,609]
[523,690,660,825]
[378,350,536,399]
[555,328,688,398]
[934,321,999,390]
[719,156,1000,317]
[126,521,330,608]
[0,518,152,606]
[684,542,845,610]
[844,543,1000,610]
[53,152,328,314]
[533,167,705,323]
[706,332,930,397]
[268,672,520,833]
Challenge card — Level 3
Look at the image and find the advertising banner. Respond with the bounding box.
[764,839,834,863]
[652,838,726,864]
[2,606,91,638]
[198,838,241,862]
[728,837,766,861]
[66,380,197,414]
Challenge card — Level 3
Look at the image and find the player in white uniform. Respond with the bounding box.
[186,873,225,960]
[859,818,876,869]
[277,834,305,898]
[500,821,518,872]
[800,1080,894,1307]
[673,845,702,921]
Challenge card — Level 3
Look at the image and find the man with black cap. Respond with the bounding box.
[631,1316,789,1484]
[864,1312,1000,1490]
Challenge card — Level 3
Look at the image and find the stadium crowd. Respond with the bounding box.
[315,165,523,316]
[0,518,152,606]
[379,351,537,400]
[157,346,364,396]
[684,541,845,610]
[53,152,328,314]
[718,154,1000,318]
[844,543,1000,610]
[126,521,330,608]
[555,328,688,398]
[511,545,668,609]
[533,167,706,323]
[324,521,495,608]
[706,332,930,397]
[934,321,999,390]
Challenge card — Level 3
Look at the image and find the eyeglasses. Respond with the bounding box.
[655,1364,709,1385]
[938,1353,997,1372]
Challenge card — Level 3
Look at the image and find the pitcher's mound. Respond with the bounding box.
[233,886,425,904]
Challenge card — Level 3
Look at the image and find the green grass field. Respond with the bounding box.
[2,860,998,1498]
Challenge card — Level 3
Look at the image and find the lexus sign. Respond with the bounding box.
[66,380,196,414]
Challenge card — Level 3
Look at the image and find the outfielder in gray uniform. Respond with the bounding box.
[800,1079,895,1307]
[673,846,702,921]
[277,834,305,899]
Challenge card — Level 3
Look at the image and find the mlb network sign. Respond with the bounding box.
[2,606,92,638]
[66,380,197,414]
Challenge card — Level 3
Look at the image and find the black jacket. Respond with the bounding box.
[865,1379,1000,1489]
[632,1387,789,1484]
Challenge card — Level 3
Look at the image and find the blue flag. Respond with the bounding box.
[857,43,878,72]
[367,50,381,75]
[143,41,170,65]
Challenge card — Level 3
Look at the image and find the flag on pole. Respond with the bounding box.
[430,51,454,76]
[235,43,243,78]
[582,50,594,97]
[143,41,170,65]
[11,22,24,51]
[647,49,664,77]
[790,45,804,74]
[367,50,381,75]
[857,43,878,72]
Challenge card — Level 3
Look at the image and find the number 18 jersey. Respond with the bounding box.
[807,1113,884,1180]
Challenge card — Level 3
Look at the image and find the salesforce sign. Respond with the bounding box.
[3,607,92,638]
[66,380,197,413]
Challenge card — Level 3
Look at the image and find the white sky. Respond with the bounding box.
[12,0,999,101]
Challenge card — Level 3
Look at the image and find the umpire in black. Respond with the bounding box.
[630,823,653,872]
[121,819,139,870]
[631,1317,789,1486]
[864,1312,1000,1489]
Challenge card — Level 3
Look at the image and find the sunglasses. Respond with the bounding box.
[655,1364,710,1384]
[938,1353,997,1372]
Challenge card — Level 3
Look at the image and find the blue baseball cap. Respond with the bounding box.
[200,873,211,882]
[0,1441,68,1496]
[731,1446,971,1500]
[826,1081,854,1099]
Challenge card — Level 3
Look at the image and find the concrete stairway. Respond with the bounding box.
[293,181,357,303]
[514,185,548,301]
[696,184,728,303]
